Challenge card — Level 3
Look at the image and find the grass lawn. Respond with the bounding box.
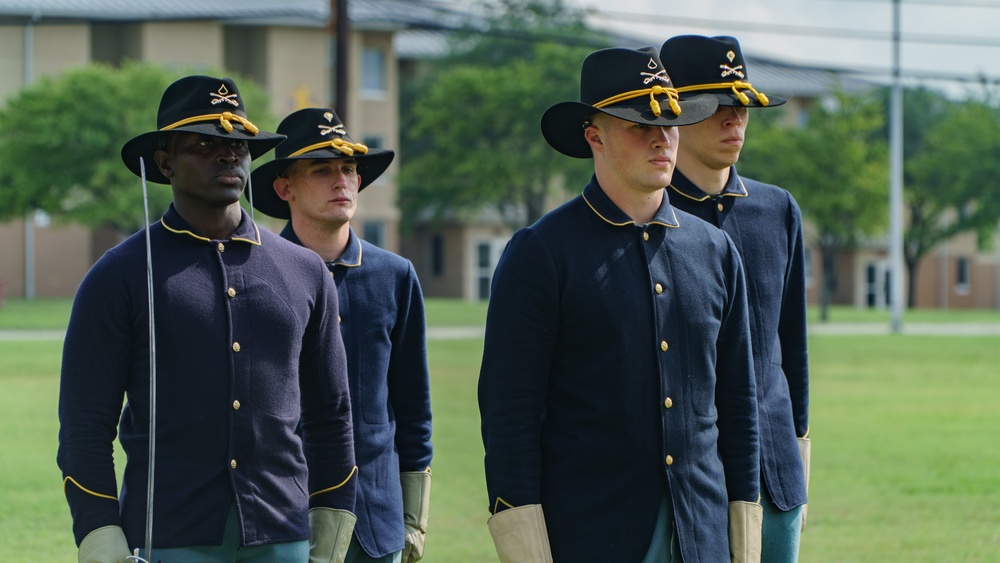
[1,299,999,561]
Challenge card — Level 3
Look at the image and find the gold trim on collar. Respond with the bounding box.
[582,192,679,228]
[669,177,748,202]
[332,238,363,268]
[161,217,262,246]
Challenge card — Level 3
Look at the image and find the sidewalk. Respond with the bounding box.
[2,323,999,341]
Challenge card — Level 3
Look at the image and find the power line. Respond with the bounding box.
[836,0,1000,7]
[581,10,1000,48]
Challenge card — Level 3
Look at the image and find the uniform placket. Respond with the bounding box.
[641,224,677,472]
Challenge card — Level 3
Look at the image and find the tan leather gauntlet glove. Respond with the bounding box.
[728,501,763,563]
[487,504,553,563]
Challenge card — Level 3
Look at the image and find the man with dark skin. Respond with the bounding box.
[58,75,357,563]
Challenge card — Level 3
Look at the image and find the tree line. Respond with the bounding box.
[1,0,998,313]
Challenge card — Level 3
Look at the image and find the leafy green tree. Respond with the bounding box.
[0,62,274,235]
[399,0,611,229]
[900,91,1000,307]
[740,91,889,320]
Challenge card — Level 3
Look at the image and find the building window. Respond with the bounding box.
[475,239,508,301]
[476,241,494,300]
[430,234,444,277]
[956,257,970,295]
[362,220,385,248]
[363,135,383,149]
[361,47,386,97]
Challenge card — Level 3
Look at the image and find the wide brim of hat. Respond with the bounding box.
[121,122,286,184]
[248,147,395,220]
[541,95,719,158]
[687,90,787,109]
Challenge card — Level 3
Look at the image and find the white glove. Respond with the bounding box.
[308,507,357,563]
[487,504,553,563]
[400,471,432,563]
[78,525,130,563]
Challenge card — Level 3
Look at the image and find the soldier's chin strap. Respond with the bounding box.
[133,157,157,563]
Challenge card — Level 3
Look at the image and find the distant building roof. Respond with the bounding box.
[0,0,876,96]
[0,0,467,30]
[747,54,874,97]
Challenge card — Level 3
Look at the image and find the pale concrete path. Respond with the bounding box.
[2,323,999,342]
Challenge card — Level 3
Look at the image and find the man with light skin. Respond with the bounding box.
[661,35,811,563]
[250,108,434,563]
[479,46,763,562]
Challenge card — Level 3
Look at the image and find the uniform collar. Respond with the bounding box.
[581,176,679,228]
[329,228,362,268]
[280,222,362,269]
[160,204,262,245]
[668,166,748,202]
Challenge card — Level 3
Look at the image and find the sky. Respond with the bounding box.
[567,0,1000,96]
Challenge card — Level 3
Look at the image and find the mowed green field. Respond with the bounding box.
[1,300,998,561]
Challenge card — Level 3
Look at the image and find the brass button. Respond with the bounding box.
[664,397,673,409]
[218,242,225,252]
[665,455,674,466]
[230,459,237,469]
[233,400,241,410]
[660,341,669,352]
[227,287,236,298]
[655,283,663,294]
[642,232,649,241]
[338,315,342,324]
[232,342,241,352]
[716,203,724,212]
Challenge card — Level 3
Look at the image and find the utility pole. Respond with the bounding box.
[888,0,905,332]
[332,0,349,119]
[23,13,38,301]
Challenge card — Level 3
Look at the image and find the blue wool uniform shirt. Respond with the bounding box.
[282,224,433,558]
[478,179,760,563]
[669,168,809,511]
[58,205,356,549]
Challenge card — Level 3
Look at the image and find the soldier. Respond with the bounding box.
[250,108,433,563]
[661,35,811,562]
[478,46,763,562]
[58,75,357,562]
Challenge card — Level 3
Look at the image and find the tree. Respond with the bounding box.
[899,90,1000,307]
[739,91,889,321]
[399,0,610,229]
[0,62,274,236]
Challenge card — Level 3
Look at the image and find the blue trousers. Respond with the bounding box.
[139,504,308,562]
[761,487,804,563]
[344,535,402,563]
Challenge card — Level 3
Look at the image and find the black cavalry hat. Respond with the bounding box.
[660,35,786,108]
[540,46,719,158]
[249,108,395,220]
[121,75,286,184]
